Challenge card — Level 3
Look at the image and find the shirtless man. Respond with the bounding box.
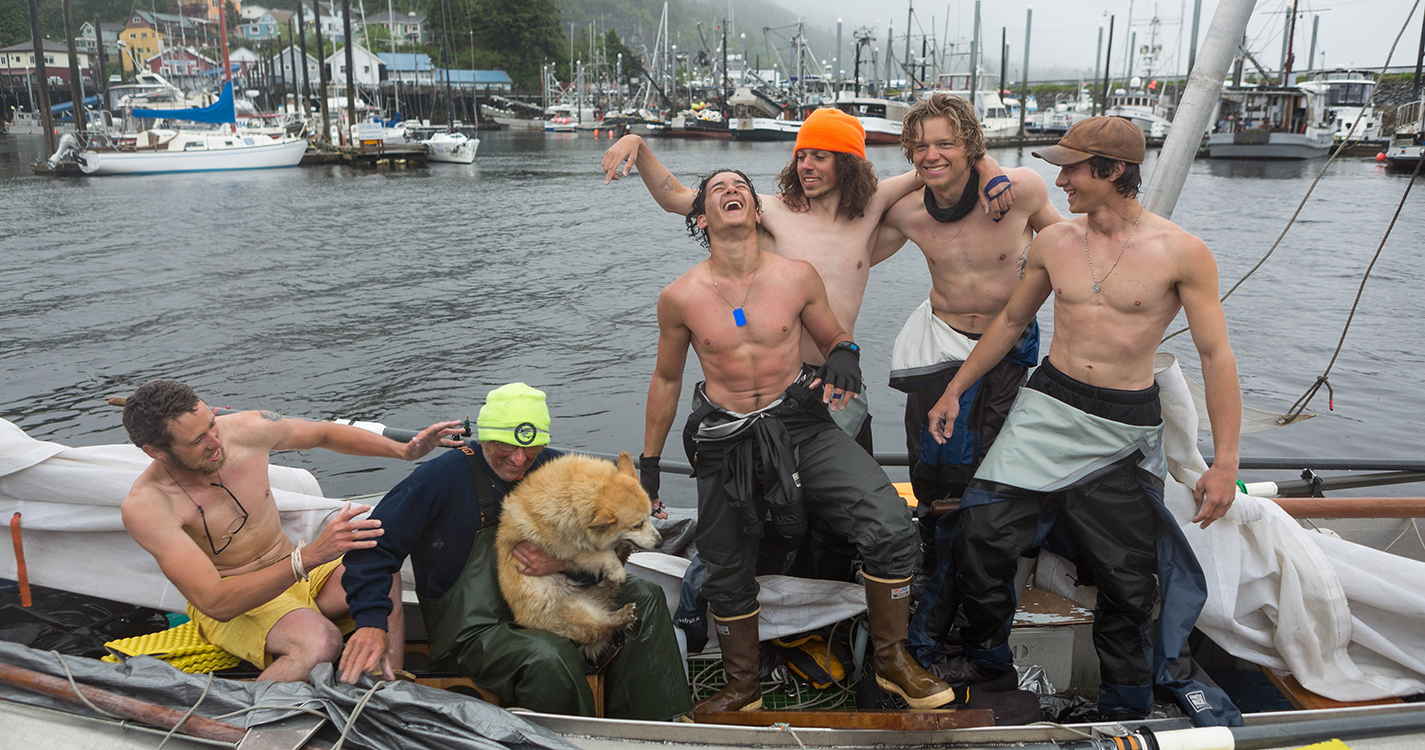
[925,117,1242,723]
[642,169,956,712]
[877,93,1064,536]
[121,380,463,682]
[603,108,1013,447]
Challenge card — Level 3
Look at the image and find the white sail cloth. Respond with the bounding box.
[1034,355,1425,701]
[0,418,342,612]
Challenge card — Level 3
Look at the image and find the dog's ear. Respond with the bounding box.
[616,451,636,477]
[589,508,618,530]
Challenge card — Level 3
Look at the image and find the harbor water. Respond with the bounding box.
[1,131,1421,521]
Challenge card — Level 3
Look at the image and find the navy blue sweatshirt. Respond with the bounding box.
[342,446,562,632]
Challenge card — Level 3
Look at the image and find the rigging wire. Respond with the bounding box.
[1161,0,1421,422]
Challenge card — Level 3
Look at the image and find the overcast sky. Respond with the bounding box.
[758,0,1419,80]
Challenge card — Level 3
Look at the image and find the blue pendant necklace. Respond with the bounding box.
[711,257,761,328]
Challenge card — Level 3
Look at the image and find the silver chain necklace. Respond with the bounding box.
[711,256,761,328]
[1085,205,1144,293]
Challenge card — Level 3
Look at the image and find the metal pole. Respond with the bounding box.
[1282,0,1299,86]
[1279,7,1291,82]
[312,0,332,142]
[1142,0,1260,219]
[342,0,357,143]
[94,14,108,109]
[1101,15,1114,117]
[60,0,87,132]
[1019,5,1031,136]
[835,18,842,86]
[288,21,299,113]
[1093,23,1104,115]
[25,0,55,156]
[1416,7,1425,99]
[969,1,979,96]
[999,27,1008,98]
[1306,13,1319,78]
[1187,0,1203,75]
[905,0,914,88]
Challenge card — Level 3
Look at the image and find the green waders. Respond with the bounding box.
[418,453,692,719]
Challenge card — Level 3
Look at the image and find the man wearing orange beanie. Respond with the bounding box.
[602,108,1012,452]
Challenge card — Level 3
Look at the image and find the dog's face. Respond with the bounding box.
[583,452,662,553]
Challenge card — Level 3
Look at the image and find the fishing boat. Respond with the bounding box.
[667,108,730,139]
[1298,69,1383,144]
[1104,84,1174,140]
[1384,98,1423,173]
[728,115,801,142]
[834,94,911,146]
[1207,84,1334,159]
[51,82,308,176]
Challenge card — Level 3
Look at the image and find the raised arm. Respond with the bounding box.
[602,134,696,215]
[123,496,379,622]
[927,231,1055,443]
[1178,238,1241,529]
[233,410,463,461]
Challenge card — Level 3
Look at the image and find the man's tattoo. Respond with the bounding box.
[658,175,673,193]
[1017,244,1030,279]
[259,410,283,423]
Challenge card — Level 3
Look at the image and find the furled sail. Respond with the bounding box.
[132,81,235,124]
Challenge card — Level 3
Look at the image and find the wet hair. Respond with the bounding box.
[1087,156,1142,198]
[775,151,879,220]
[686,169,763,248]
[123,380,202,450]
[900,93,986,167]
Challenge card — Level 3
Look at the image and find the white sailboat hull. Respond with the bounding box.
[423,132,479,164]
[77,135,308,175]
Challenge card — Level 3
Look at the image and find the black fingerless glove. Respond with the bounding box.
[639,454,661,501]
[814,341,863,394]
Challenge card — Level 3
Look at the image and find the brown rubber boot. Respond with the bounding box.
[864,573,958,709]
[693,609,764,713]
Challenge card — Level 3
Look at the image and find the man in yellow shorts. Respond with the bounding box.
[121,380,463,682]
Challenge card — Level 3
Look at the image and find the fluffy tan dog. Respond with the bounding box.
[496,451,662,659]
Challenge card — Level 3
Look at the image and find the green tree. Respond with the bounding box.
[440,0,568,88]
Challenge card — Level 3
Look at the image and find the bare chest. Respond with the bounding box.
[907,211,1030,277]
[1045,245,1179,316]
[686,283,805,356]
[763,209,876,282]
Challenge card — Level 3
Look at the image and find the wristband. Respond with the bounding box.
[291,542,310,582]
[831,340,860,360]
[639,454,661,501]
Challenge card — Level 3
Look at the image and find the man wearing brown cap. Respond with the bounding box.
[923,117,1243,724]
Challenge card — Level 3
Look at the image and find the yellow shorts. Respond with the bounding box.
[186,557,356,669]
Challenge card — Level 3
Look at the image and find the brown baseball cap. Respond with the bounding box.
[1032,116,1145,165]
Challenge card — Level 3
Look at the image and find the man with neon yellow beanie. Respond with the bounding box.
[341,383,690,719]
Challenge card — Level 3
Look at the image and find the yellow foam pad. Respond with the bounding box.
[895,482,919,508]
[102,621,241,674]
[1290,742,1352,750]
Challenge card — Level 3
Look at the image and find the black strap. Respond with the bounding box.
[923,166,980,223]
[681,399,718,475]
[460,446,502,528]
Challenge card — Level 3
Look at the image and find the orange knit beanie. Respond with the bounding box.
[794,108,866,159]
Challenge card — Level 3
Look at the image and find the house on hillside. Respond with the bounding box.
[78,22,124,58]
[276,46,322,88]
[145,47,217,77]
[174,0,240,25]
[118,18,164,73]
[1,40,93,86]
[241,11,281,41]
[366,11,429,45]
[327,45,385,86]
[128,9,216,49]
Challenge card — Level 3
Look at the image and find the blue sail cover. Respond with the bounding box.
[132,81,235,124]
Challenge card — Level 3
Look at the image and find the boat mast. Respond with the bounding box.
[438,0,456,131]
[1141,0,1259,218]
[1281,0,1299,86]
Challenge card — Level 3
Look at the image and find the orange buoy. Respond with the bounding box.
[1376,152,1387,162]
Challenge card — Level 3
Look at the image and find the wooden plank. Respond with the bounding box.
[1262,668,1404,711]
[692,709,995,730]
[1014,587,1094,628]
[1270,497,1425,518]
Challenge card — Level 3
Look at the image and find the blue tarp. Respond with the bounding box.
[51,96,101,114]
[132,81,235,124]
